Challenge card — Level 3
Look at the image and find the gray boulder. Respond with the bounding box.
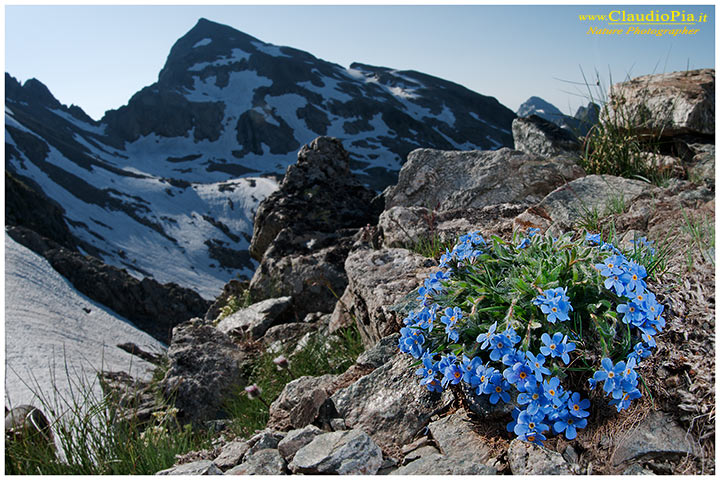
[161,319,250,424]
[213,440,250,471]
[384,147,584,211]
[288,429,383,475]
[608,68,715,137]
[244,430,286,460]
[507,438,576,474]
[277,425,324,462]
[215,296,293,340]
[427,409,494,466]
[225,449,286,475]
[355,333,401,369]
[156,460,222,475]
[267,374,337,431]
[611,411,696,466]
[512,114,581,157]
[249,239,350,317]
[330,247,437,347]
[330,354,453,451]
[379,203,525,249]
[514,174,654,232]
[262,322,317,353]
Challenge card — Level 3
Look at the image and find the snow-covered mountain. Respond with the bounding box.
[5,17,516,298]
[5,232,164,408]
[516,96,599,136]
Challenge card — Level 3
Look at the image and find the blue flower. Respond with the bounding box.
[414,353,439,386]
[442,363,464,387]
[489,334,514,362]
[399,327,425,358]
[484,372,511,404]
[542,377,565,403]
[609,387,642,412]
[517,381,545,412]
[559,336,576,364]
[514,408,549,438]
[526,351,551,382]
[617,301,644,326]
[540,332,564,359]
[592,358,625,394]
[535,287,573,323]
[623,261,647,293]
[595,255,625,278]
[585,233,602,246]
[628,342,652,363]
[476,322,497,349]
[441,307,462,342]
[567,392,590,418]
[475,365,496,396]
[503,360,533,391]
[553,410,587,440]
[527,227,541,237]
[460,355,483,386]
[517,238,531,249]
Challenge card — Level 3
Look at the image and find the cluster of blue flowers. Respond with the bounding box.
[585,233,663,411]
[398,229,662,445]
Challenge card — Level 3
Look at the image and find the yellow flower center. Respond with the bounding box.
[549,389,556,396]
[528,422,535,429]
[573,404,579,411]
[454,371,461,379]
[519,372,527,379]
[608,372,615,378]
[495,386,502,393]
[550,344,556,350]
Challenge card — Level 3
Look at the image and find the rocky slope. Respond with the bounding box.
[6,17,515,300]
[147,68,714,475]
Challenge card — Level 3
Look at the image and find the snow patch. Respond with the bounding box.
[4,233,164,409]
[193,38,212,48]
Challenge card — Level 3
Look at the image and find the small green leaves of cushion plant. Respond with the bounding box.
[398,228,662,445]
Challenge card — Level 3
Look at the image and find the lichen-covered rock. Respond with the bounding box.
[225,449,286,475]
[355,333,401,369]
[277,425,324,462]
[512,114,581,157]
[384,147,584,211]
[378,203,525,249]
[514,174,654,232]
[611,411,696,466]
[507,438,576,474]
[330,247,436,347]
[155,460,222,475]
[330,354,453,451]
[267,374,337,431]
[608,68,715,136]
[288,429,383,475]
[262,322,317,353]
[215,296,293,340]
[161,319,250,424]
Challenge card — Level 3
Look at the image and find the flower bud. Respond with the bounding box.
[273,355,289,370]
[245,384,261,399]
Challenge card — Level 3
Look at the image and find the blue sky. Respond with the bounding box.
[5,4,715,120]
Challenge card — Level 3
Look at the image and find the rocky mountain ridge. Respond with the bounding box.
[5,17,516,303]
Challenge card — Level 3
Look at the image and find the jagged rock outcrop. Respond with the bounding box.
[512,114,581,157]
[5,226,210,344]
[384,147,585,211]
[156,460,223,475]
[330,248,436,346]
[161,319,251,424]
[249,137,383,317]
[608,68,714,137]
